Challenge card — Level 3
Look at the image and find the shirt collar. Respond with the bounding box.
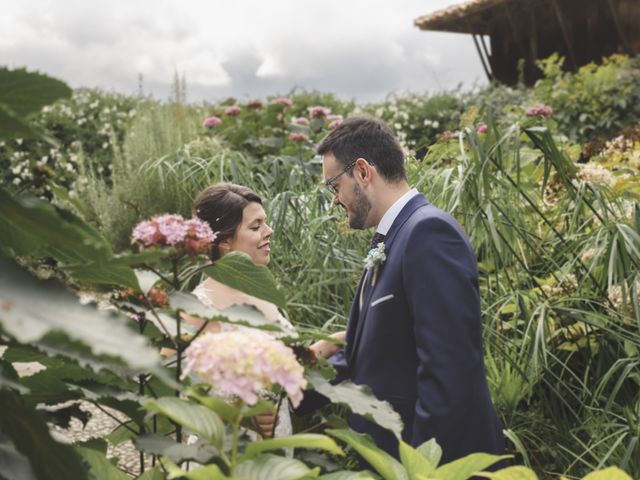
[376,188,419,235]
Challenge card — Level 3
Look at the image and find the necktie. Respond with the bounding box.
[369,232,385,250]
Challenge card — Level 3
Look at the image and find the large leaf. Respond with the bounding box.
[0,390,89,480]
[326,429,407,480]
[75,446,130,480]
[241,434,344,461]
[434,453,511,480]
[235,454,317,480]
[134,433,218,464]
[164,459,229,480]
[399,441,435,479]
[582,467,633,480]
[134,466,165,480]
[415,439,442,469]
[475,466,538,479]
[307,370,403,439]
[0,104,38,141]
[0,432,38,480]
[319,472,377,480]
[144,397,225,449]
[0,257,161,373]
[204,251,286,309]
[0,67,71,117]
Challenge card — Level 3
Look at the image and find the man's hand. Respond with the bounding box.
[254,411,278,438]
[310,330,346,359]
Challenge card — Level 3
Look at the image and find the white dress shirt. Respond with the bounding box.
[376,188,420,235]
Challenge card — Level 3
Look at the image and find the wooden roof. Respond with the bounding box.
[414,0,541,35]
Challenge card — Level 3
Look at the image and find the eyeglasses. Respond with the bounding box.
[324,159,373,195]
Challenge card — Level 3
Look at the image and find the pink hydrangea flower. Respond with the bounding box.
[292,117,310,126]
[288,132,308,143]
[308,106,330,118]
[526,104,553,118]
[224,106,242,116]
[325,114,343,123]
[271,97,293,107]
[477,124,488,134]
[131,214,216,255]
[182,331,307,407]
[203,116,222,128]
[247,99,263,109]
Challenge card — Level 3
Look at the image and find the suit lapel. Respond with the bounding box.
[348,194,429,363]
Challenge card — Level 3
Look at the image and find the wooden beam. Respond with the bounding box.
[607,0,633,54]
[551,0,578,69]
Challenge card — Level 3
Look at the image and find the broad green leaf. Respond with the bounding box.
[0,390,89,480]
[188,390,241,422]
[75,446,130,480]
[164,458,229,480]
[0,188,112,263]
[0,104,37,140]
[475,466,538,479]
[582,467,633,480]
[134,433,218,464]
[0,67,71,117]
[204,251,286,309]
[134,466,165,480]
[0,432,38,480]
[416,439,442,469]
[62,263,140,291]
[399,441,435,479]
[0,257,161,373]
[307,370,403,439]
[326,429,407,480]
[241,434,344,461]
[144,397,225,449]
[235,454,316,480]
[434,453,512,480]
[319,472,378,480]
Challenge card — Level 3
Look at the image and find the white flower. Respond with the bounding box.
[365,242,386,269]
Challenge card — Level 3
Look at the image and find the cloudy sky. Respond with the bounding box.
[1,0,486,104]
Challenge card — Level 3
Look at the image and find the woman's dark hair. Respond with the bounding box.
[193,182,263,261]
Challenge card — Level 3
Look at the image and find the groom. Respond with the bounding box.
[302,117,504,462]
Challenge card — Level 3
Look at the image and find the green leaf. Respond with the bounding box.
[134,466,165,480]
[204,251,286,309]
[0,389,90,480]
[0,67,72,117]
[235,454,317,480]
[582,467,633,480]
[0,432,38,480]
[0,257,161,373]
[0,104,38,140]
[475,466,538,479]
[164,459,229,480]
[399,441,435,479]
[134,433,218,464]
[144,397,225,449]
[0,188,112,263]
[241,434,344,461]
[434,453,512,480]
[188,390,241,422]
[307,370,403,439]
[326,429,407,480]
[75,446,130,480]
[319,472,378,480]
[415,439,442,469]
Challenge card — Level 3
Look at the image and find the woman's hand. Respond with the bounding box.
[310,330,346,359]
[254,411,278,438]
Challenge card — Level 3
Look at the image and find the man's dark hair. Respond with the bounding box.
[193,182,262,261]
[317,116,406,182]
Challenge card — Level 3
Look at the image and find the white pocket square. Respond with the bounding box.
[371,294,394,307]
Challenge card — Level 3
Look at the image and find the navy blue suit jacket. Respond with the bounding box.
[301,194,503,462]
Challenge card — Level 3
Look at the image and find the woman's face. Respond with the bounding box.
[221,202,273,265]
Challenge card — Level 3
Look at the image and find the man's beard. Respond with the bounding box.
[348,182,372,230]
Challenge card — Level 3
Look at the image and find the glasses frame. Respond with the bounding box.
[325,159,373,195]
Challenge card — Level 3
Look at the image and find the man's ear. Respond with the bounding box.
[355,158,372,184]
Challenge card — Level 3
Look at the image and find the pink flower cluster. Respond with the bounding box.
[182,331,308,407]
[271,97,293,108]
[288,132,308,143]
[131,214,216,255]
[477,124,488,134]
[308,106,330,118]
[526,104,553,118]
[225,106,242,116]
[292,117,310,126]
[326,114,343,129]
[203,116,222,128]
[247,99,263,109]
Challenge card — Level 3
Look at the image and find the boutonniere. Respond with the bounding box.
[364,242,386,287]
